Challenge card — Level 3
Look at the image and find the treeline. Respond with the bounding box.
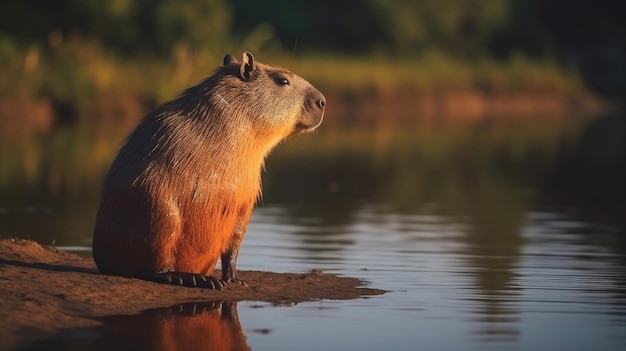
[0,0,623,96]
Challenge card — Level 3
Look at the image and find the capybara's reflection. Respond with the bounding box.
[96,302,249,351]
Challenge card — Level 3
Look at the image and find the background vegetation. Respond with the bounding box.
[0,0,623,129]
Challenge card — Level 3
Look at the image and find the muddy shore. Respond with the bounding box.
[0,238,384,350]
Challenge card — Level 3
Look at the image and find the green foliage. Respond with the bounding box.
[0,0,233,56]
[294,52,587,97]
[367,0,510,56]
[0,0,620,103]
[0,0,621,59]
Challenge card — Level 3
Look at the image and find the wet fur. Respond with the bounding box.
[92,53,324,282]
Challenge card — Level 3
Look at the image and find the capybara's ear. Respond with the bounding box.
[223,54,237,66]
[240,52,255,80]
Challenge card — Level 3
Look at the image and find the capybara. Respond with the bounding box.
[92,52,325,289]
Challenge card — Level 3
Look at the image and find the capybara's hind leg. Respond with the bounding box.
[147,272,224,290]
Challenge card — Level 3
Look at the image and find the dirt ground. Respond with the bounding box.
[0,238,384,350]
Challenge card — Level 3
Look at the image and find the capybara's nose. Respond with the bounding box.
[317,96,326,110]
[310,90,326,111]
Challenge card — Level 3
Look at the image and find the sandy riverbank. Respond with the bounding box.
[0,238,384,350]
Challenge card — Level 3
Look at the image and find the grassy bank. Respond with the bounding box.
[295,51,588,97]
[0,38,603,137]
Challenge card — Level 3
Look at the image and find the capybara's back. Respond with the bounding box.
[92,52,325,288]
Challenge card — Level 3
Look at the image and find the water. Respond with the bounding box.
[3,114,626,350]
[241,207,626,351]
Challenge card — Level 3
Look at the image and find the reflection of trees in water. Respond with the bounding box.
[263,153,380,227]
[539,113,626,303]
[0,185,100,249]
[453,177,526,341]
[264,117,588,225]
[264,117,594,340]
[541,114,626,236]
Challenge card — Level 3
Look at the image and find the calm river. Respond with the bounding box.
[2,112,625,350]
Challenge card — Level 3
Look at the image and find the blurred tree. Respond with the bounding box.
[0,0,232,56]
[538,0,625,96]
[368,0,510,56]
[230,0,386,53]
[230,0,510,57]
[151,0,232,54]
[0,0,622,95]
[491,0,625,96]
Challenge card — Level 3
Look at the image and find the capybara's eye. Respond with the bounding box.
[275,77,290,86]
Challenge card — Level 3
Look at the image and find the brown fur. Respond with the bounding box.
[92,52,325,285]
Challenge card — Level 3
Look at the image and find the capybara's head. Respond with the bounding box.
[204,52,325,146]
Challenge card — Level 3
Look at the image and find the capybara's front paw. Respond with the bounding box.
[148,272,224,290]
[221,277,248,287]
